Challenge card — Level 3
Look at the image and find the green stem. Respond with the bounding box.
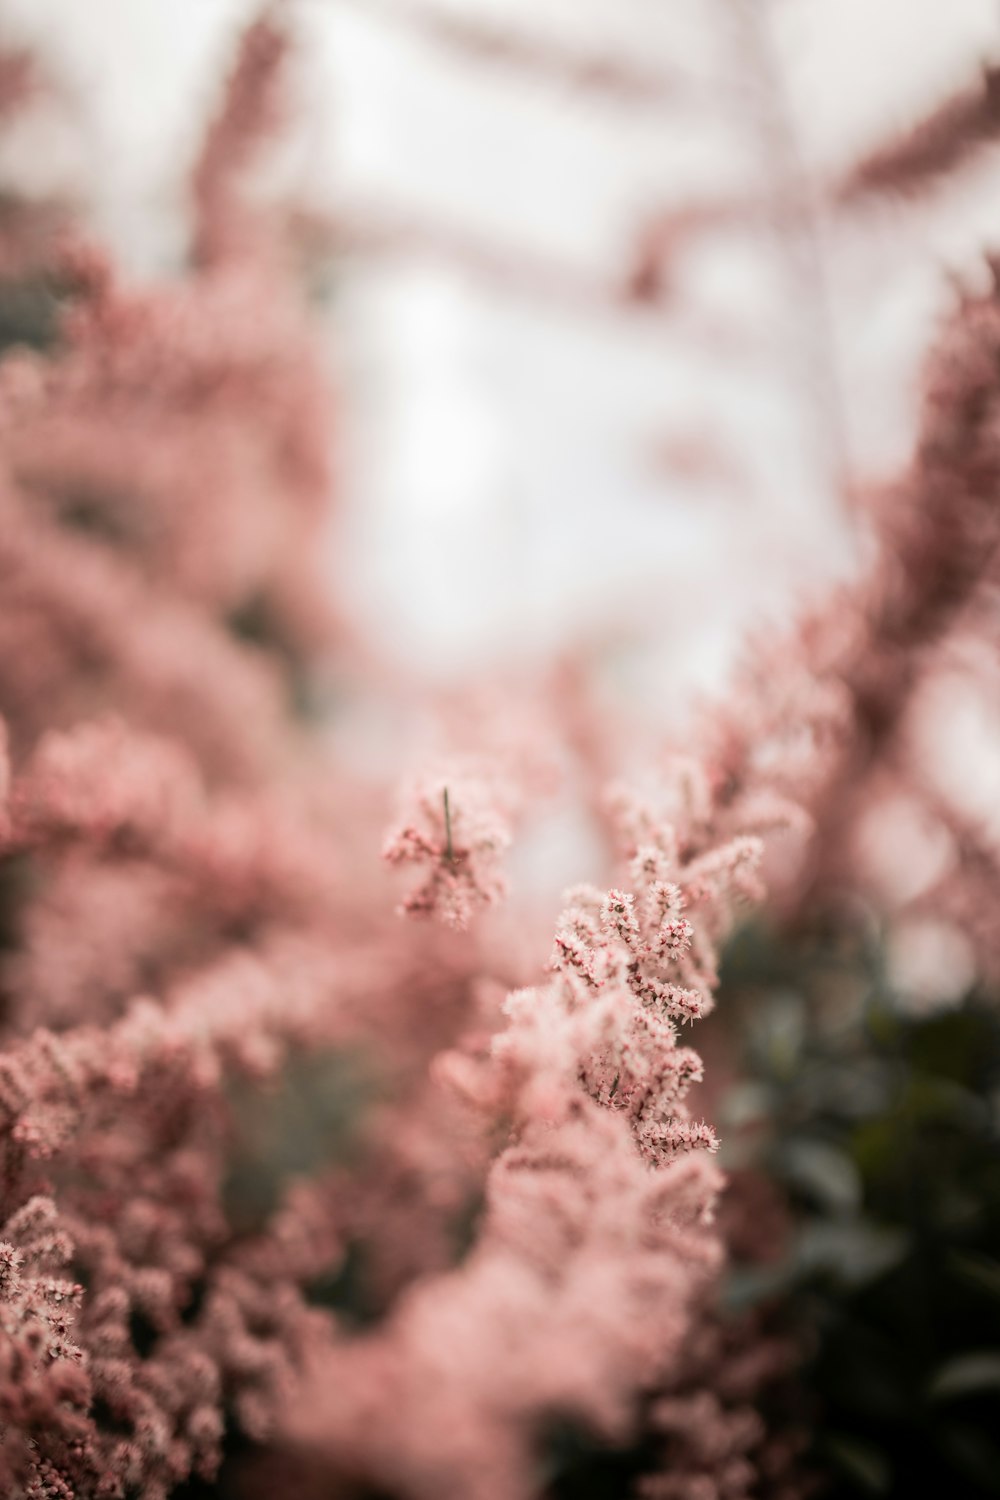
[443,787,456,868]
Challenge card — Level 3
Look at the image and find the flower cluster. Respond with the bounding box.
[384,766,513,930]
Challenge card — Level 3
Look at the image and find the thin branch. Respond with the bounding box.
[293,201,773,359]
[329,0,699,114]
[308,201,612,310]
[192,12,288,268]
[630,60,1000,265]
[837,64,1000,205]
[442,786,456,869]
[719,0,853,508]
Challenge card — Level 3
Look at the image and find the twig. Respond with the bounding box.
[443,786,456,869]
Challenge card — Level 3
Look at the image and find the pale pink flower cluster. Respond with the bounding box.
[292,772,775,1498]
[383,764,514,929]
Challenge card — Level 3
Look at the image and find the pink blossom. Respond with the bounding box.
[384,766,513,929]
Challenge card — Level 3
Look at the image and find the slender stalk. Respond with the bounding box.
[443,786,456,868]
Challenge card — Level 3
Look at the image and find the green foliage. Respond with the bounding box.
[0,267,61,353]
[223,1045,378,1232]
[721,921,1000,1497]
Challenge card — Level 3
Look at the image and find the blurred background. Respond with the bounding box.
[4,0,1000,686]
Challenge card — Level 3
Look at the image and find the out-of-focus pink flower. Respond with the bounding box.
[384,764,513,929]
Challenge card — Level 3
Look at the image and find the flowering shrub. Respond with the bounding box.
[0,9,998,1500]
